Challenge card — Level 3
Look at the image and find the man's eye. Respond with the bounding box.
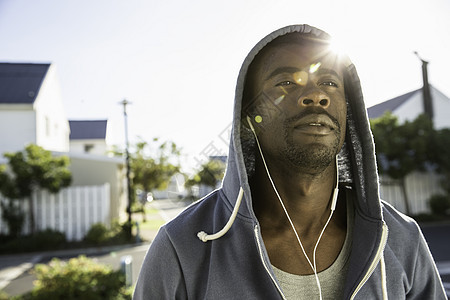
[276,81,295,87]
[319,81,338,88]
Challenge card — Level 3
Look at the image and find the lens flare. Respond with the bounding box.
[274,95,285,105]
[255,115,263,123]
[294,71,308,86]
[309,62,322,74]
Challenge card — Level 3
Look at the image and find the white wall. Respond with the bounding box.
[394,91,424,124]
[68,153,126,222]
[33,64,70,152]
[0,105,36,156]
[70,139,108,155]
[431,88,450,130]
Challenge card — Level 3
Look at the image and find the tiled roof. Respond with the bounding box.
[0,63,51,104]
[69,120,107,140]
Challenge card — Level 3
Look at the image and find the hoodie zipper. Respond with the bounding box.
[254,224,287,300]
[350,222,389,300]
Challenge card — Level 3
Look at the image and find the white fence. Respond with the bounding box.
[0,183,110,241]
[379,171,445,215]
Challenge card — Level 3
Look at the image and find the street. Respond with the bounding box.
[421,223,450,296]
[1,198,449,297]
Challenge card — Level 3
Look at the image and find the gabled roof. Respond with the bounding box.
[0,63,51,104]
[367,88,421,119]
[69,120,108,140]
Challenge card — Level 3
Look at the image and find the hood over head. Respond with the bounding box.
[221,24,381,224]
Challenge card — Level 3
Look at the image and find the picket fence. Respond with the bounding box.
[0,183,110,241]
[0,172,441,240]
[379,171,444,215]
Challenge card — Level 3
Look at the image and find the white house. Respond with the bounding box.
[367,86,450,215]
[69,120,109,155]
[0,63,70,156]
[367,85,450,129]
[66,119,127,222]
[0,62,127,238]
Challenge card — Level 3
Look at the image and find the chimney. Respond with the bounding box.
[414,52,433,121]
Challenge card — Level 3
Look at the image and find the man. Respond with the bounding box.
[134,24,447,299]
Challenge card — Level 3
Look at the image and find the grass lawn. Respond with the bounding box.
[139,218,165,230]
[136,207,166,230]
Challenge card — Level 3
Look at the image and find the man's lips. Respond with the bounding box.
[292,114,337,135]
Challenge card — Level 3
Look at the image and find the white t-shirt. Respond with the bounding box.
[272,197,354,300]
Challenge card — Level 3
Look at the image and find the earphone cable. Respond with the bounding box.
[247,116,338,300]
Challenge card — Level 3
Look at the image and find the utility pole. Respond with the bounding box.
[414,51,433,122]
[120,99,133,236]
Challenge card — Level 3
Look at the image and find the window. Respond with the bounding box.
[45,117,51,136]
[84,144,94,153]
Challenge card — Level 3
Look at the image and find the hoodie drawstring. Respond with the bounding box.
[197,185,389,299]
[380,252,388,299]
[197,187,244,242]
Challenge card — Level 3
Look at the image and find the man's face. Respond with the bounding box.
[245,40,347,173]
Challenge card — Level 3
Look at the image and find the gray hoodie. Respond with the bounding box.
[134,24,447,299]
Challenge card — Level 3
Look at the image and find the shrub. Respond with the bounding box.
[428,194,450,216]
[21,255,131,300]
[0,229,66,254]
[84,221,133,246]
[0,290,9,300]
[84,223,110,245]
[412,213,448,223]
[32,229,66,249]
[121,221,134,241]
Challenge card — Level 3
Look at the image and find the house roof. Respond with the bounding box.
[69,120,108,140]
[0,63,51,104]
[367,88,421,119]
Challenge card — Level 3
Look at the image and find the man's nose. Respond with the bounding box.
[298,90,330,108]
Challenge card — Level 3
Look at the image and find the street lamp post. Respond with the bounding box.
[120,99,133,234]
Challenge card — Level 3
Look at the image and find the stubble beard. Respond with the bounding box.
[282,127,342,174]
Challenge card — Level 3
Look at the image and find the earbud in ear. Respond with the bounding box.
[246,115,256,134]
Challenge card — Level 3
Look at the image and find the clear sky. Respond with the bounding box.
[1,0,449,173]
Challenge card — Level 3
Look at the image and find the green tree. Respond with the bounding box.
[186,159,226,189]
[430,128,450,194]
[132,139,181,193]
[112,138,181,202]
[370,112,434,215]
[0,144,72,236]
